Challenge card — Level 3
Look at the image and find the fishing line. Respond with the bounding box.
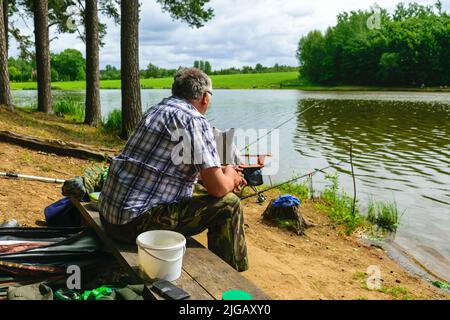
[241,139,415,200]
[239,102,322,152]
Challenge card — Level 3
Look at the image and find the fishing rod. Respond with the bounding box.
[240,160,344,200]
[0,172,66,184]
[240,139,410,201]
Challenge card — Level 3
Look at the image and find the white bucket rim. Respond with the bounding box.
[136,230,186,252]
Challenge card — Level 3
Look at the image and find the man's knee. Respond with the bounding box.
[221,193,241,208]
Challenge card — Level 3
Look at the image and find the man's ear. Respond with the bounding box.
[202,93,208,105]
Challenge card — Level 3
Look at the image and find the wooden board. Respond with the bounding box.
[72,200,270,300]
[183,246,270,300]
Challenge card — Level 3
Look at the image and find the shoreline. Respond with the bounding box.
[10,86,450,93]
[359,236,450,286]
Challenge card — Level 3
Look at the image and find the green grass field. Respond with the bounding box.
[11,72,300,91]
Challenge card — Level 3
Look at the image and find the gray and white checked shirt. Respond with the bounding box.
[99,96,221,225]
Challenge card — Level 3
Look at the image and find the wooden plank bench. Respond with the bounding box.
[71,199,270,300]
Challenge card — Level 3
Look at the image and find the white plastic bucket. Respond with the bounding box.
[136,230,186,282]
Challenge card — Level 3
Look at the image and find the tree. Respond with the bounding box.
[101,64,120,80]
[33,0,52,113]
[204,61,212,74]
[255,63,263,73]
[145,63,161,78]
[51,49,86,81]
[0,0,11,109]
[2,0,7,49]
[84,0,101,126]
[193,60,200,69]
[120,0,142,139]
[296,2,448,86]
[120,0,215,139]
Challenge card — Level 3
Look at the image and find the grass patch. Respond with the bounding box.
[276,179,310,201]
[53,97,85,123]
[379,286,414,300]
[367,197,402,232]
[11,72,300,91]
[315,173,365,235]
[19,151,33,164]
[272,219,300,231]
[101,109,122,136]
[38,164,53,172]
[352,271,367,282]
[0,105,124,149]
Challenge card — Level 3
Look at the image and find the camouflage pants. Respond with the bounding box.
[101,189,249,272]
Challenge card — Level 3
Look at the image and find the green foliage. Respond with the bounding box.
[273,219,299,232]
[378,286,414,300]
[52,97,85,122]
[51,49,86,81]
[367,197,401,232]
[102,109,122,136]
[156,0,214,28]
[316,173,364,235]
[211,64,298,76]
[297,2,449,87]
[193,60,212,74]
[8,56,34,82]
[143,63,177,79]
[297,30,331,83]
[100,65,121,81]
[277,180,310,201]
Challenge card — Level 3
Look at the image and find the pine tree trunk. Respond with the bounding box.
[0,0,11,109]
[3,0,7,49]
[84,0,101,126]
[33,0,52,114]
[120,0,142,139]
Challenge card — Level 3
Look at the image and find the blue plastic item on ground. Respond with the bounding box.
[44,197,82,227]
[272,194,301,208]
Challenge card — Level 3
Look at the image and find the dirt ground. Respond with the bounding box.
[0,141,447,300]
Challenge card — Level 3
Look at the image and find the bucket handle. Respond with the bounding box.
[142,246,186,263]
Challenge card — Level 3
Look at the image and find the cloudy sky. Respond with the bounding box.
[9,0,448,70]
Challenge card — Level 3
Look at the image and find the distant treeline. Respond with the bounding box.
[297,1,449,87]
[9,53,297,82]
[9,49,86,82]
[102,62,298,80]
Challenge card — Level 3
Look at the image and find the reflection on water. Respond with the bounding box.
[12,89,450,280]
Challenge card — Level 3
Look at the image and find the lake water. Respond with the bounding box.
[12,89,450,281]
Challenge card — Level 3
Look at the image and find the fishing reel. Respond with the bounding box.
[239,154,272,203]
[241,167,266,203]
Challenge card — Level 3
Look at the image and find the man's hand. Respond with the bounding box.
[223,165,247,193]
[200,166,247,198]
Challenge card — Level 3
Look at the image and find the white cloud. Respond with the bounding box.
[8,0,448,70]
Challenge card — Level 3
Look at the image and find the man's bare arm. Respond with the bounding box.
[200,166,246,198]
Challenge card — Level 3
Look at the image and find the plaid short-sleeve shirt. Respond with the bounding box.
[99,96,221,225]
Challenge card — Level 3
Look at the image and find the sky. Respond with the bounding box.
[8,0,449,70]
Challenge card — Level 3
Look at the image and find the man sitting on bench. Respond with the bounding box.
[98,68,249,272]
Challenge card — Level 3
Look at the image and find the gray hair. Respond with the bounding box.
[172,68,212,101]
